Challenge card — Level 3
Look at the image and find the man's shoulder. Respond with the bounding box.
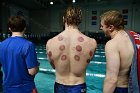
[16,38,34,47]
[19,38,33,45]
[83,35,97,45]
[83,34,96,41]
[106,39,115,45]
[48,33,63,42]
[90,37,96,43]
[46,35,58,47]
[47,37,55,44]
[105,40,117,50]
[0,38,12,45]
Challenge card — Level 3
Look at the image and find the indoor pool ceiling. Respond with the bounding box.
[1,0,139,10]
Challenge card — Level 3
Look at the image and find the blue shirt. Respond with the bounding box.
[0,36,39,93]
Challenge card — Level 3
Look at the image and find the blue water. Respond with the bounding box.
[35,44,106,93]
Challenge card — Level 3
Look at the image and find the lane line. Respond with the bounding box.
[39,68,105,78]
[90,61,106,64]
[38,58,47,60]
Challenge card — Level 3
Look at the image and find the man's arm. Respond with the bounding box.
[46,39,55,69]
[92,39,97,54]
[103,41,120,93]
[28,66,39,76]
[25,43,40,76]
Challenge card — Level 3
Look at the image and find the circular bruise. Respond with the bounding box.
[76,45,82,52]
[87,59,90,64]
[78,37,84,42]
[48,51,52,57]
[58,35,63,41]
[74,55,80,61]
[89,51,93,57]
[50,59,54,63]
[59,45,65,51]
[61,55,67,61]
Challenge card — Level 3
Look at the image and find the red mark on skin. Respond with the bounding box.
[61,55,67,61]
[50,59,55,69]
[59,45,65,51]
[48,51,52,57]
[74,55,80,61]
[58,35,63,41]
[76,45,82,52]
[50,59,54,63]
[78,37,84,42]
[87,59,90,64]
[89,51,93,57]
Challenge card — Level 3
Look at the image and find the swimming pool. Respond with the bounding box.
[35,44,106,93]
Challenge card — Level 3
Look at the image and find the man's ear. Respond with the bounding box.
[63,16,64,23]
[109,25,114,31]
[9,28,11,31]
[63,16,64,20]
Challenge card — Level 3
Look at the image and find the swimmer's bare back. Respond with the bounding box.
[46,30,96,85]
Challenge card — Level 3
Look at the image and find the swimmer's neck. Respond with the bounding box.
[12,32,24,37]
[65,24,79,32]
[110,30,124,39]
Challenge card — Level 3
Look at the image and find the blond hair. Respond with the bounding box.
[100,10,124,30]
[63,6,82,26]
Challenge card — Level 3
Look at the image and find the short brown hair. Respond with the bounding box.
[8,16,26,32]
[100,10,124,30]
[63,6,82,26]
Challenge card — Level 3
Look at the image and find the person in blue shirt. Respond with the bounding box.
[0,15,39,93]
[0,65,2,93]
[0,42,2,93]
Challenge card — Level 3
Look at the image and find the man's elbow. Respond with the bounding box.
[28,67,39,76]
[105,77,118,84]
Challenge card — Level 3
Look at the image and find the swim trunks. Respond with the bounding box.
[54,82,87,93]
[114,87,128,93]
